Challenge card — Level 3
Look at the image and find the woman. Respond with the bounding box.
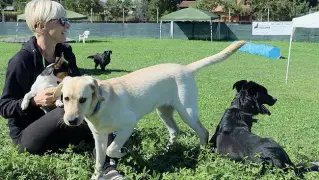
[0,0,126,179]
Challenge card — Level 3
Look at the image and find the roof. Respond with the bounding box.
[161,7,220,21]
[292,11,319,28]
[17,10,87,21]
[179,1,196,8]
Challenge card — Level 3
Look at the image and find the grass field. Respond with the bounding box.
[0,38,319,180]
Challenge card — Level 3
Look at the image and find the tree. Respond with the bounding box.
[12,0,27,11]
[218,0,251,15]
[132,0,148,22]
[251,0,310,21]
[0,0,12,9]
[62,0,104,14]
[189,0,219,12]
[147,0,177,22]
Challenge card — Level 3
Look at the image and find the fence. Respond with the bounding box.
[1,22,319,42]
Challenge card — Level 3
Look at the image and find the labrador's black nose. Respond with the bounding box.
[68,118,78,125]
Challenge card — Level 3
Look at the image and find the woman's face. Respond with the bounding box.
[44,18,70,43]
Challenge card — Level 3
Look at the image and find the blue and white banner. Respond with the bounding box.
[252,21,293,35]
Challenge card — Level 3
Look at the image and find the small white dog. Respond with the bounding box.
[21,57,65,113]
[53,41,246,179]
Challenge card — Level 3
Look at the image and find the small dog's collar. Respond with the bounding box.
[90,88,103,116]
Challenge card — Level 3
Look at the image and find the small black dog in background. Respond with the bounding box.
[209,80,319,176]
[87,50,112,71]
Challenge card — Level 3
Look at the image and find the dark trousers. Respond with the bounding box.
[13,108,117,169]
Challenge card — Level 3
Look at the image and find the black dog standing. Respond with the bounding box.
[210,80,319,176]
[87,50,112,71]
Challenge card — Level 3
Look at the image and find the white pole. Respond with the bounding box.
[157,8,159,23]
[160,20,162,39]
[90,8,93,23]
[1,9,4,23]
[123,8,124,24]
[16,18,18,38]
[170,21,174,39]
[218,21,220,40]
[285,27,295,84]
[210,20,212,42]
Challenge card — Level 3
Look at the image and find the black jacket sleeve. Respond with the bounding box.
[0,51,33,119]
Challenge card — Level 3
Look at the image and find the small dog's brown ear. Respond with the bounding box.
[90,79,105,102]
[233,80,248,92]
[55,54,64,69]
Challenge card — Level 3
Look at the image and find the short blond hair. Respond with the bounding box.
[24,0,66,36]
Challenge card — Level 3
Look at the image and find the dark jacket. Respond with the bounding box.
[0,36,81,140]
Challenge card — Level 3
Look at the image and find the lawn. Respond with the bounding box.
[0,38,319,180]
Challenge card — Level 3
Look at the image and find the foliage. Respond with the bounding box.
[104,0,133,21]
[189,0,219,12]
[12,0,27,11]
[62,0,104,14]
[1,39,319,179]
[147,0,177,22]
[132,0,148,22]
[251,0,311,21]
[221,0,252,15]
[0,0,12,9]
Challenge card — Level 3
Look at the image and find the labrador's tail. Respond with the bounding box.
[187,41,246,73]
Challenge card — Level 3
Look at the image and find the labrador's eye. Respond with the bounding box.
[79,97,86,104]
[64,97,69,101]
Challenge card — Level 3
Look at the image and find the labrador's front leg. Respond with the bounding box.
[91,134,108,180]
[106,126,135,158]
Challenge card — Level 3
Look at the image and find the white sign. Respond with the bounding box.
[252,21,293,35]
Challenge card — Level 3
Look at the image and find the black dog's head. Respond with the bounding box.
[231,80,277,116]
[103,50,112,58]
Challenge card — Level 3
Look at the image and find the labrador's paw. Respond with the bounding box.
[91,171,102,180]
[106,148,127,158]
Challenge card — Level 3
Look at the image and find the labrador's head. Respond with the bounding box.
[54,76,105,126]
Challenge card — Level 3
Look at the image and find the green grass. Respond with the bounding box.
[1,38,319,179]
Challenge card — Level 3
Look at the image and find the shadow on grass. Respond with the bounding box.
[79,68,132,76]
[121,128,201,177]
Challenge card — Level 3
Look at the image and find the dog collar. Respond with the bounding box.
[90,88,103,116]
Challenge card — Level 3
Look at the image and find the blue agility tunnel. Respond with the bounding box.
[233,41,281,59]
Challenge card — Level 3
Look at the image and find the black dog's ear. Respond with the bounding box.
[233,80,248,92]
[110,50,112,54]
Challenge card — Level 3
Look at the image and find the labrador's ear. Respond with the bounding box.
[232,80,248,92]
[90,78,105,102]
[53,76,70,98]
[54,81,64,99]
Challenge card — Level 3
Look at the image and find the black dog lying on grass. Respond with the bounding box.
[209,80,319,175]
[87,50,112,71]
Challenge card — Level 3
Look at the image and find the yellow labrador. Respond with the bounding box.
[54,41,246,179]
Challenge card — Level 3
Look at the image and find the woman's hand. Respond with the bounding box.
[31,87,58,107]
